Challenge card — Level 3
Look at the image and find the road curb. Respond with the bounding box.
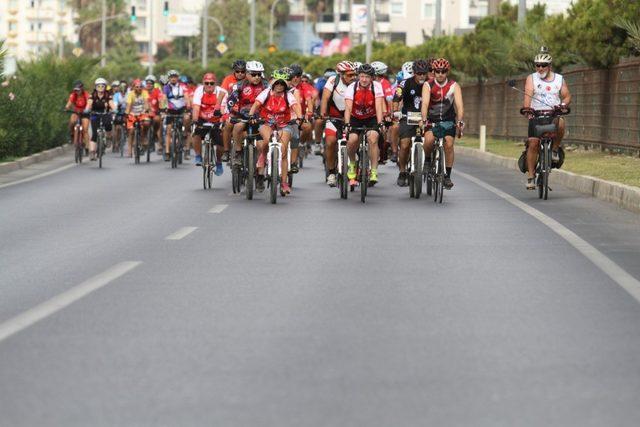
[0,144,72,175]
[457,146,640,214]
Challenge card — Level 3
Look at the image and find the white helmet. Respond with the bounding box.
[94,77,108,86]
[145,74,156,82]
[371,61,388,75]
[534,53,552,63]
[246,61,264,72]
[353,61,363,70]
[402,61,414,79]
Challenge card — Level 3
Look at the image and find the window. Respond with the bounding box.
[422,1,435,19]
[389,0,405,17]
[30,23,35,31]
[8,22,17,31]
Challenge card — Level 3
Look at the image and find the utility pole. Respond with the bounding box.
[269,0,282,46]
[100,0,106,67]
[202,0,209,69]
[365,0,372,63]
[434,0,442,37]
[249,0,256,53]
[488,0,500,15]
[518,0,526,24]
[148,0,154,74]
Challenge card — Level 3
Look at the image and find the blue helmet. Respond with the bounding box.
[179,75,189,84]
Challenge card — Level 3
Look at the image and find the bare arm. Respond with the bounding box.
[292,102,302,119]
[420,82,431,122]
[320,87,331,117]
[344,99,353,124]
[454,84,464,122]
[523,75,533,109]
[375,97,384,124]
[248,100,262,117]
[560,80,571,106]
[192,105,201,122]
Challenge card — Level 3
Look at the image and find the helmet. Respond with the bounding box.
[431,58,450,71]
[371,61,388,75]
[111,80,120,87]
[353,61,363,69]
[396,71,404,81]
[232,59,247,72]
[401,61,414,78]
[412,59,431,74]
[336,61,356,73]
[159,75,168,85]
[94,77,108,86]
[357,63,375,76]
[73,80,84,89]
[289,64,303,77]
[534,52,552,63]
[145,74,156,82]
[323,68,337,79]
[203,72,217,82]
[132,79,143,88]
[179,75,188,83]
[302,73,312,80]
[246,60,264,72]
[271,68,290,82]
[167,69,179,77]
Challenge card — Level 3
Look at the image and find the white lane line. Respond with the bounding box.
[0,163,75,190]
[0,261,141,343]
[209,204,228,213]
[165,226,197,240]
[457,170,640,304]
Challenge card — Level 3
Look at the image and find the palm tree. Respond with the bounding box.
[615,17,640,53]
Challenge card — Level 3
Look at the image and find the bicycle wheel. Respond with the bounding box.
[413,143,423,199]
[134,127,140,164]
[203,144,209,189]
[120,128,125,157]
[437,145,445,204]
[146,127,151,163]
[340,147,348,199]
[245,144,255,200]
[433,147,440,203]
[269,149,278,204]
[170,131,177,169]
[178,133,183,165]
[543,142,550,200]
[98,130,104,169]
[360,144,368,203]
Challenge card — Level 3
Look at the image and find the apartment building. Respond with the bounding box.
[0,0,77,68]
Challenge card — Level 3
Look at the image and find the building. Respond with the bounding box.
[279,0,323,54]
[507,0,573,15]
[0,0,77,71]
[315,0,490,47]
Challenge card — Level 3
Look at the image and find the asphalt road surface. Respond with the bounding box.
[1,149,640,426]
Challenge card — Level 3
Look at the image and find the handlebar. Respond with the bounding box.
[520,106,571,117]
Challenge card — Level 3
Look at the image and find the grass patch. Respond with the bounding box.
[0,156,18,164]
[458,136,640,188]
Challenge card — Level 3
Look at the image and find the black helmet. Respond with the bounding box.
[232,60,247,72]
[289,64,303,77]
[413,59,431,74]
[73,80,84,89]
[357,63,375,76]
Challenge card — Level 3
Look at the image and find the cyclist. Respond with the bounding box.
[179,75,195,160]
[371,61,394,164]
[313,68,337,153]
[145,74,164,155]
[221,60,248,162]
[420,58,464,190]
[64,80,90,150]
[344,63,386,187]
[523,48,571,189]
[228,60,268,169]
[248,69,302,195]
[125,79,151,156]
[287,64,317,173]
[112,81,128,151]
[85,77,116,161]
[320,61,357,187]
[163,70,191,161]
[192,72,227,175]
[393,59,431,186]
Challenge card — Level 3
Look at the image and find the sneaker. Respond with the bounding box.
[215,163,224,176]
[526,178,536,190]
[551,150,560,162]
[281,182,291,196]
[369,169,378,186]
[164,153,170,161]
[194,154,203,166]
[443,177,454,190]
[397,172,408,187]
[290,163,299,174]
[256,175,265,192]
[257,152,266,168]
[184,151,191,161]
[221,151,230,162]
[314,144,322,156]
[390,153,398,163]
[347,162,356,180]
[327,173,337,187]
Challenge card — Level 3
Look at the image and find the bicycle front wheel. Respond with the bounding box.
[360,145,368,203]
[543,143,550,200]
[340,147,348,199]
[98,131,104,169]
[269,149,278,204]
[437,144,445,204]
[245,144,255,200]
[134,128,140,164]
[413,144,423,199]
[203,144,210,189]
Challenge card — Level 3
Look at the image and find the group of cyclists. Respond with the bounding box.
[65,46,570,196]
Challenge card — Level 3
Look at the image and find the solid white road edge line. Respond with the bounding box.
[209,204,228,213]
[0,163,75,190]
[165,226,198,240]
[0,261,141,343]
[457,171,640,304]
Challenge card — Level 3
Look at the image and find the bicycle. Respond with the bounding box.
[92,111,111,169]
[66,111,85,164]
[424,121,453,204]
[112,112,127,157]
[165,113,185,169]
[520,106,570,200]
[199,122,223,190]
[322,118,349,199]
[230,117,263,200]
[398,114,424,199]
[264,119,294,204]
[346,125,380,203]
[129,117,145,165]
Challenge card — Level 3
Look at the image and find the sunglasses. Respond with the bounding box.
[249,72,261,77]
[235,70,247,74]
[204,81,216,86]
[415,72,428,76]
[434,69,448,74]
[535,63,550,68]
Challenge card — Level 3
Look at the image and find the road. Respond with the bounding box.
[1,149,640,426]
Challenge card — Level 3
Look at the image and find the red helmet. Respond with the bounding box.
[132,79,143,88]
[203,72,217,82]
[431,58,450,71]
[336,61,356,73]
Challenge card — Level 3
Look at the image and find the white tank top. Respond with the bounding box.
[531,72,563,111]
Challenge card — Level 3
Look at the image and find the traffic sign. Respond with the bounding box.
[216,42,228,55]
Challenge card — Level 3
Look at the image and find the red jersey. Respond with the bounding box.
[231,81,267,113]
[221,74,239,93]
[378,77,394,110]
[147,87,163,114]
[293,81,317,115]
[255,88,298,128]
[344,81,384,120]
[68,90,90,113]
[192,85,226,123]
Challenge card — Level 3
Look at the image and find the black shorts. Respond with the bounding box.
[528,117,560,138]
[348,117,378,137]
[193,125,222,145]
[113,113,125,125]
[399,119,421,139]
[91,114,113,141]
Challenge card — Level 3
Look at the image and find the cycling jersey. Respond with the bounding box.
[255,88,298,128]
[113,92,127,113]
[394,77,427,114]
[68,90,90,113]
[147,87,163,115]
[427,79,457,123]
[126,90,149,115]
[163,83,186,110]
[378,77,394,108]
[90,91,112,113]
[323,75,350,118]
[192,85,227,122]
[228,80,268,113]
[293,81,317,115]
[344,81,384,120]
[221,74,239,93]
[530,72,563,111]
[315,77,327,93]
